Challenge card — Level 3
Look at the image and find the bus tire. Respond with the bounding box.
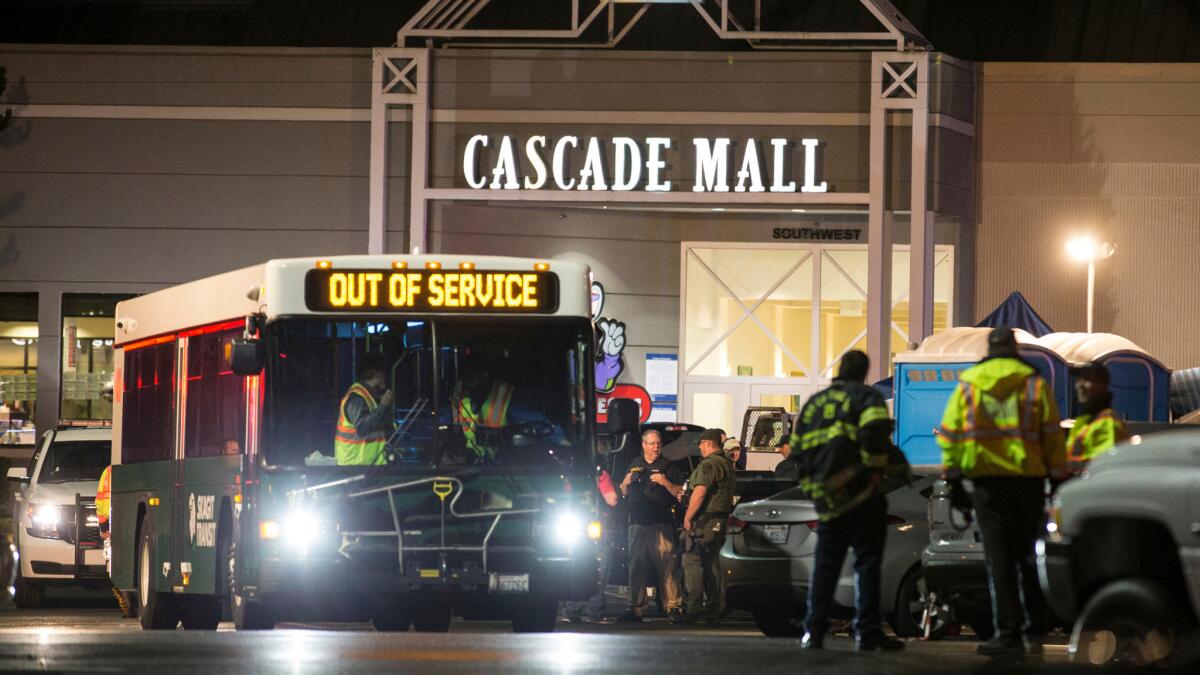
[137,520,179,630]
[225,538,276,631]
[412,596,453,632]
[511,595,558,633]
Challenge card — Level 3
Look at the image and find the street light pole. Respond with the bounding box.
[1086,258,1095,334]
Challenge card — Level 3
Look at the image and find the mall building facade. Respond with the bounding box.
[2,19,1197,442]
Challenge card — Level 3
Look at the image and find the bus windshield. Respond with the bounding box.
[263,317,594,471]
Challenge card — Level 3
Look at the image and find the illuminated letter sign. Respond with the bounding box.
[305,270,559,314]
[461,134,827,194]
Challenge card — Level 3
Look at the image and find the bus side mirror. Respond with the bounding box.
[231,338,264,375]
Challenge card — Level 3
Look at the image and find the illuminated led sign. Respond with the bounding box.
[304,270,559,313]
[462,134,828,194]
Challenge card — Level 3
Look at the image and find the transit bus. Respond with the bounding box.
[109,255,601,631]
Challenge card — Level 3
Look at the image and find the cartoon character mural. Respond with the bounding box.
[592,281,652,424]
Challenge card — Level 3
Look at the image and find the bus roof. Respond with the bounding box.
[114,255,591,347]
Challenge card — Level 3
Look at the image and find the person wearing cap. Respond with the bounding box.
[1066,361,1128,474]
[938,326,1066,657]
[790,350,902,652]
[680,428,737,624]
[723,437,743,466]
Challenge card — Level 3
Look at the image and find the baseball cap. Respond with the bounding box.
[723,438,742,452]
[699,428,724,444]
[1070,361,1110,385]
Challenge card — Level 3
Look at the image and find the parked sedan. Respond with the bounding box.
[721,474,945,638]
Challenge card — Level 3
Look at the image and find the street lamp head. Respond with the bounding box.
[1065,237,1115,262]
[1065,236,1096,262]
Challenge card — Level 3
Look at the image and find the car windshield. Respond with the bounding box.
[263,317,594,470]
[38,439,110,484]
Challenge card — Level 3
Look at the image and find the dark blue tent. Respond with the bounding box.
[976,291,1054,337]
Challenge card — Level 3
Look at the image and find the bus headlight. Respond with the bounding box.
[260,508,322,555]
[553,512,584,545]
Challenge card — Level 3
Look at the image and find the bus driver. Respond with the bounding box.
[334,352,396,466]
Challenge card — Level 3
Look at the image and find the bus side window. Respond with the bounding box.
[121,341,176,464]
[184,328,247,458]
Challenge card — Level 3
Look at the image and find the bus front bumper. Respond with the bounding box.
[251,551,598,602]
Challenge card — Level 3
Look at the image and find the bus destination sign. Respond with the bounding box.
[304,269,559,313]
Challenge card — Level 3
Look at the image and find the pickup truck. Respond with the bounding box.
[1038,429,1200,667]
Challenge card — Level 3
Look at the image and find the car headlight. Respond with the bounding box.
[26,504,63,539]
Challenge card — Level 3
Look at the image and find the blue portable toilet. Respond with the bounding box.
[893,327,1070,466]
[1035,333,1172,422]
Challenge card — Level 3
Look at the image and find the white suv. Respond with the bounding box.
[7,427,111,608]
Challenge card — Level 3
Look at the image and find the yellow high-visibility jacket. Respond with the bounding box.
[1066,406,1127,473]
[938,357,1067,479]
[334,382,389,466]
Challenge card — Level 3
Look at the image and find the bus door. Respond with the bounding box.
[174,326,249,595]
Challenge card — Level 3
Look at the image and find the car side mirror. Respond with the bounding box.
[231,338,265,375]
[6,467,28,483]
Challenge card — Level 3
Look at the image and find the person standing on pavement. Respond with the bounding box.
[938,326,1066,657]
[680,428,736,625]
[617,429,687,623]
[1066,361,1128,474]
[791,350,903,652]
[561,468,622,624]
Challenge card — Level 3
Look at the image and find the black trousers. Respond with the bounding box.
[805,494,887,640]
[971,476,1050,643]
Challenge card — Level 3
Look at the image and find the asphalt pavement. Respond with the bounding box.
[0,602,1093,674]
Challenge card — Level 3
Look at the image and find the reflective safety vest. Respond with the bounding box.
[787,380,891,521]
[96,465,112,524]
[456,382,514,459]
[938,358,1066,479]
[334,383,389,466]
[1066,408,1128,474]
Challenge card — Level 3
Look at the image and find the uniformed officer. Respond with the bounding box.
[791,350,902,652]
[1066,361,1128,474]
[680,428,736,624]
[938,326,1066,657]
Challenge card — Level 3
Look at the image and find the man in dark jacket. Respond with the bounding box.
[791,350,902,652]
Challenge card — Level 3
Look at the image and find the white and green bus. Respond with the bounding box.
[109,255,601,632]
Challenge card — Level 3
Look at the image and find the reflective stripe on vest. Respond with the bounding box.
[334,382,388,465]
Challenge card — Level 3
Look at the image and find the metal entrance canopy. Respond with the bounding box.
[370,0,940,380]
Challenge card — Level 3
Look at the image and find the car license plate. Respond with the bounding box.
[492,574,530,593]
[761,524,789,545]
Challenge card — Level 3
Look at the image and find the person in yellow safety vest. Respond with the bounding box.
[334,352,395,466]
[455,374,515,460]
[1066,361,1129,474]
[97,465,112,538]
[97,465,134,617]
[938,326,1067,658]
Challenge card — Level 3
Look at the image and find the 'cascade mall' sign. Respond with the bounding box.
[462,134,829,194]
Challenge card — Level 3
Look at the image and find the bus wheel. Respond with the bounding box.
[412,596,453,632]
[138,521,179,629]
[225,539,276,630]
[372,596,414,632]
[511,595,558,633]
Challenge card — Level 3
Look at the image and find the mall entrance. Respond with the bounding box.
[680,242,955,434]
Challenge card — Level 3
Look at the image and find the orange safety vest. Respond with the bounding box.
[457,382,514,458]
[96,465,112,524]
[334,382,389,466]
